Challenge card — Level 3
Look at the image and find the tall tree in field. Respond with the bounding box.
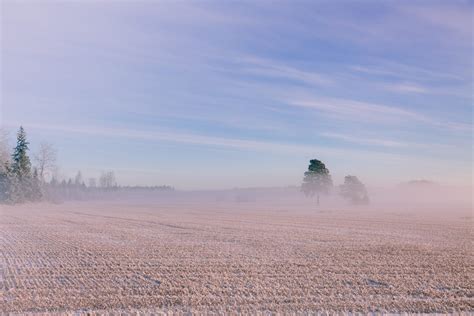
[301,159,332,205]
[339,175,369,205]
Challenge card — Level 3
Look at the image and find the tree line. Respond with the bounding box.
[0,127,173,204]
[302,159,369,205]
[1,127,366,205]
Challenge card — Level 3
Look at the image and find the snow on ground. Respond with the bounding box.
[0,199,472,314]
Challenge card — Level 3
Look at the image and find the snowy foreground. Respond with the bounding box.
[0,199,472,314]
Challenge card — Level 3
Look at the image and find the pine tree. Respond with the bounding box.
[11,127,32,180]
[9,126,36,202]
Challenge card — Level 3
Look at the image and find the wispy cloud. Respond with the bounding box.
[287,97,471,132]
[320,132,407,148]
[350,63,463,81]
[14,122,323,154]
[320,132,455,150]
[349,62,468,97]
[381,82,428,94]
[400,3,473,39]
[235,56,332,86]
[288,97,426,122]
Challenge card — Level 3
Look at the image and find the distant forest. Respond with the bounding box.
[0,126,173,204]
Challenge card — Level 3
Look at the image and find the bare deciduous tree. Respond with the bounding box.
[99,171,117,189]
[33,142,57,182]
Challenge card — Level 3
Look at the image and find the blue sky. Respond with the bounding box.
[1,1,472,189]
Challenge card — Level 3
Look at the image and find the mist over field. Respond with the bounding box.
[1,0,473,314]
[2,185,472,313]
[66,183,471,215]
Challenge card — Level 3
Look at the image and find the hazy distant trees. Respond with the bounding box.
[88,178,97,188]
[0,129,10,171]
[74,171,84,187]
[301,159,333,205]
[33,142,57,182]
[99,171,117,189]
[403,179,436,187]
[339,175,369,205]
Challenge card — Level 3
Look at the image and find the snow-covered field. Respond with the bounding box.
[1,199,472,314]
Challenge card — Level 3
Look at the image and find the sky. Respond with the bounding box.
[1,0,472,189]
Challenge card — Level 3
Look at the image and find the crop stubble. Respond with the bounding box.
[0,202,472,313]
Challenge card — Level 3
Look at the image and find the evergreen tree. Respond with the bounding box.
[301,159,333,205]
[11,127,32,180]
[9,126,38,203]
